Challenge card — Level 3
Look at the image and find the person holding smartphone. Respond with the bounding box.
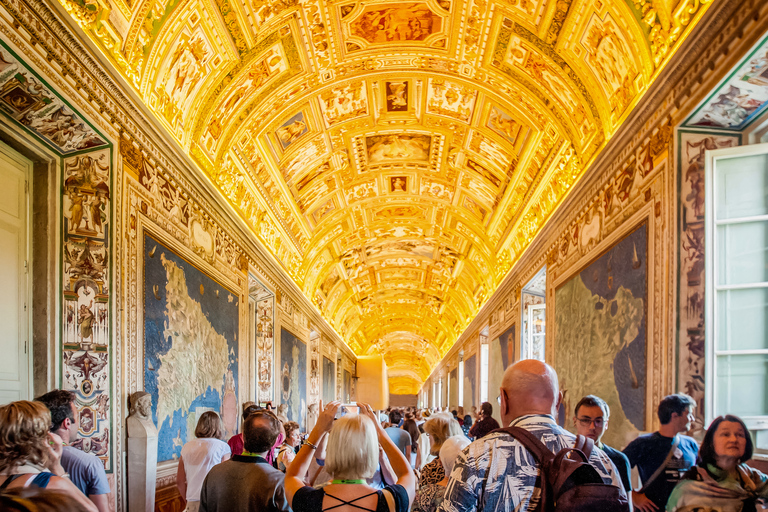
[284,402,416,512]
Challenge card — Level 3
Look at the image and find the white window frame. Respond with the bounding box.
[705,142,768,431]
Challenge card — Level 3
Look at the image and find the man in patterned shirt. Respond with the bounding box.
[438,359,623,512]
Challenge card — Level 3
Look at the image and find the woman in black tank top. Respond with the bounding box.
[284,402,416,512]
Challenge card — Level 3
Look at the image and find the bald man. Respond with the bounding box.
[437,360,624,512]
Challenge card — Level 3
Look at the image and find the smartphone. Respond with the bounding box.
[334,403,360,419]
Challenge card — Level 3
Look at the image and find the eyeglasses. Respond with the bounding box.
[575,417,604,428]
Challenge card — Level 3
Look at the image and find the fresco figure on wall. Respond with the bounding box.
[677,132,739,431]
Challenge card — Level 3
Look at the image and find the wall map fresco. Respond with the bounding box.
[143,233,240,462]
[555,223,647,448]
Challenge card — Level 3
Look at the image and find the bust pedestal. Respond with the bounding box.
[126,394,158,512]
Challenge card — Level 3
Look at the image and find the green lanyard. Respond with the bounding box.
[331,479,366,484]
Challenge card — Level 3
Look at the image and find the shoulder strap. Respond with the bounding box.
[639,435,680,493]
[0,474,22,491]
[573,435,594,461]
[382,488,396,512]
[493,426,554,463]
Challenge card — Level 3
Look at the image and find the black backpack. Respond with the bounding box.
[493,426,630,512]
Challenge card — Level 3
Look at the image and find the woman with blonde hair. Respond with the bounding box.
[177,411,231,512]
[284,402,415,512]
[0,400,96,511]
[419,412,462,487]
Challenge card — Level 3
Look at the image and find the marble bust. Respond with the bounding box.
[127,391,157,437]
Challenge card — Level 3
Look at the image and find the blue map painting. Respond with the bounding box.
[143,233,239,462]
[280,328,307,429]
[555,222,647,446]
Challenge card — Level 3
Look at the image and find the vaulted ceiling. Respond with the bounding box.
[61,0,711,393]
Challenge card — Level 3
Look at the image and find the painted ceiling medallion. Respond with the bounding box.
[60,0,712,394]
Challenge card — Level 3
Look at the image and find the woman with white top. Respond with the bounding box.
[176,412,231,512]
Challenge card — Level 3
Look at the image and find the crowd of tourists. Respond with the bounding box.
[1,359,767,511]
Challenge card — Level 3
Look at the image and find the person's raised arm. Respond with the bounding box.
[284,401,339,507]
[359,402,415,506]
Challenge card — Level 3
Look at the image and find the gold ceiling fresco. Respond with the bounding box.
[62,0,711,393]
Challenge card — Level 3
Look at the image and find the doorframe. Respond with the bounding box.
[0,119,62,397]
[0,139,32,401]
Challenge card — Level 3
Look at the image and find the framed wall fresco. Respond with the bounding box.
[488,324,514,421]
[256,295,275,403]
[280,327,307,428]
[463,354,476,410]
[554,222,647,448]
[449,368,458,408]
[322,356,335,405]
[61,148,113,470]
[143,232,240,462]
[0,42,108,154]
[682,34,768,131]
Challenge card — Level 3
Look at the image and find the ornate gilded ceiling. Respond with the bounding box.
[62,0,711,393]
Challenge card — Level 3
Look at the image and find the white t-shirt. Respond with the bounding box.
[180,438,231,502]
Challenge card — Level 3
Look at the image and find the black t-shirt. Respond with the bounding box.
[601,444,631,494]
[623,433,699,510]
[293,484,409,512]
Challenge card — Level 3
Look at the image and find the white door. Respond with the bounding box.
[0,143,30,405]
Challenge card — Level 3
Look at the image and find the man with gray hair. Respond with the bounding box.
[438,359,624,512]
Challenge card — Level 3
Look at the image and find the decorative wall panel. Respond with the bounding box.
[676,130,740,430]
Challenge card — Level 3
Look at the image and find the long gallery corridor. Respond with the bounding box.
[0,0,768,508]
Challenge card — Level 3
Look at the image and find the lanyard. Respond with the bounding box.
[331,479,366,484]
